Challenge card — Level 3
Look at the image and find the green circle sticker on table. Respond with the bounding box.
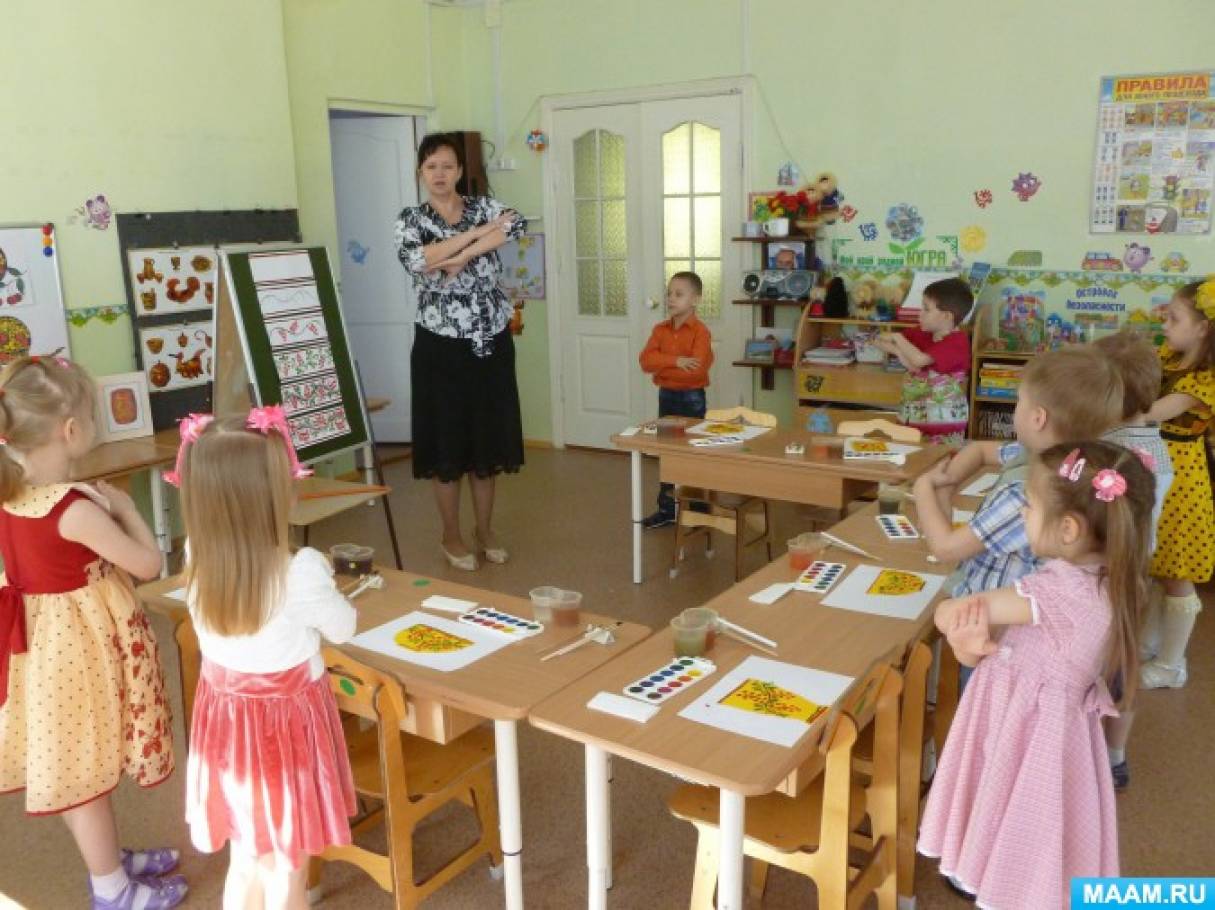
[412,578,431,587]
[339,678,356,696]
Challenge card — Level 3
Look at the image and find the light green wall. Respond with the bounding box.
[2,0,298,378]
[281,0,443,263]
[451,0,1215,434]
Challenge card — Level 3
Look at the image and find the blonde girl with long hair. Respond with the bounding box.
[173,410,357,910]
[919,440,1154,909]
[0,355,184,909]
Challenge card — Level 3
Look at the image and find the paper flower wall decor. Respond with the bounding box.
[1011,172,1042,202]
[960,225,987,253]
[526,130,548,153]
[884,204,923,243]
[973,189,993,209]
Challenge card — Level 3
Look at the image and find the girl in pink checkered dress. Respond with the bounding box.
[919,440,1154,909]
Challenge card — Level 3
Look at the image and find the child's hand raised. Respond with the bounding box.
[947,597,998,667]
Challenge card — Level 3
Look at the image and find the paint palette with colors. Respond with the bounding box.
[794,561,847,594]
[623,657,717,705]
[876,514,920,539]
[458,606,545,640]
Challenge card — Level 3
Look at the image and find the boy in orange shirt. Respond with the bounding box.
[639,271,713,529]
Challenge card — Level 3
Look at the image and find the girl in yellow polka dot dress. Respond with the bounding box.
[0,357,186,908]
[1140,279,1215,689]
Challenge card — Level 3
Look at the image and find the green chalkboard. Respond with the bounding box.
[221,247,369,464]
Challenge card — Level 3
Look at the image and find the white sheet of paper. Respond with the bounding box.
[685,421,772,441]
[901,271,960,315]
[952,508,976,524]
[749,582,794,605]
[678,655,853,748]
[587,691,658,723]
[421,594,478,614]
[618,426,640,437]
[348,610,509,672]
[820,564,945,621]
[961,473,999,497]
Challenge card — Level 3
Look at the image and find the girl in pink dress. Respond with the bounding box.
[170,410,357,910]
[919,440,1154,909]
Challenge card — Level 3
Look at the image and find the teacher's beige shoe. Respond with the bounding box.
[441,545,478,571]
[475,533,509,564]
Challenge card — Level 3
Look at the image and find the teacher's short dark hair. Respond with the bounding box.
[417,132,463,168]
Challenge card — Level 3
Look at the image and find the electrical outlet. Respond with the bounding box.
[488,157,518,172]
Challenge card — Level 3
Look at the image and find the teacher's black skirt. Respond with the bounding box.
[410,326,524,482]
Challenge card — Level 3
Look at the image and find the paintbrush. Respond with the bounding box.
[715,617,777,649]
[718,627,779,657]
[820,531,877,561]
[342,573,384,599]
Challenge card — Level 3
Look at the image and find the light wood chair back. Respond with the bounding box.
[672,407,778,580]
[836,417,921,444]
[311,648,502,907]
[172,614,201,738]
[851,641,933,903]
[704,406,779,428]
[667,660,903,910]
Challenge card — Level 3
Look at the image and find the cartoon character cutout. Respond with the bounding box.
[1123,243,1152,274]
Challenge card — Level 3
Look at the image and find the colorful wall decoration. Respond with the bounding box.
[1091,71,1215,235]
[0,224,69,365]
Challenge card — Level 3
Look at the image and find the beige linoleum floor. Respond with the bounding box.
[2,446,1211,908]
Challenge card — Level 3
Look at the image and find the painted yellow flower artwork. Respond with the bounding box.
[960,225,987,253]
[719,678,826,724]
[866,569,927,597]
[394,623,473,654]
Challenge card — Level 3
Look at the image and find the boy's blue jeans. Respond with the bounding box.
[656,387,706,515]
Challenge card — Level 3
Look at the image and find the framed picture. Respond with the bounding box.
[744,338,777,363]
[747,191,779,221]
[94,372,154,443]
[765,241,806,270]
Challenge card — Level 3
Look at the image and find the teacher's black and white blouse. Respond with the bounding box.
[394,196,527,357]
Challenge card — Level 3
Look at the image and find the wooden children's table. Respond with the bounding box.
[613,421,948,583]
[529,499,954,910]
[137,568,651,910]
[71,428,181,570]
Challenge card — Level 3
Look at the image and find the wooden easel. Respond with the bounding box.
[212,257,403,569]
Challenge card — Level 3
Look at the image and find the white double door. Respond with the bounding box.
[552,93,747,448]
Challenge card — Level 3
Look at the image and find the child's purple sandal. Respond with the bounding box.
[121,847,180,879]
[91,874,188,910]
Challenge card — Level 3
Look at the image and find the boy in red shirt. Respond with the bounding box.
[875,276,974,442]
[639,271,713,529]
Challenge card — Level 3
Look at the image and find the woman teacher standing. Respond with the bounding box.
[395,132,527,570]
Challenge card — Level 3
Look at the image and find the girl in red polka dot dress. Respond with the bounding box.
[0,356,185,909]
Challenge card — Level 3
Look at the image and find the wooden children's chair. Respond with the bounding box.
[173,615,202,739]
[666,660,903,910]
[835,417,922,444]
[670,407,776,582]
[310,648,502,908]
[849,641,933,906]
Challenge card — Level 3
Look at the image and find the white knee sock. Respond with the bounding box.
[1155,593,1202,668]
[1140,584,1163,658]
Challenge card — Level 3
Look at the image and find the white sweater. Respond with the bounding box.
[189,547,357,679]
